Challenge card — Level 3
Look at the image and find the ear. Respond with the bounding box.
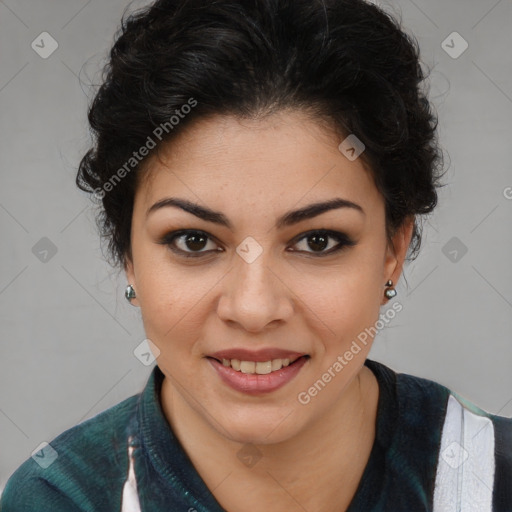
[124,254,140,307]
[382,216,415,305]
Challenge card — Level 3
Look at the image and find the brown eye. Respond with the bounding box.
[159,228,356,260]
[290,230,356,256]
[159,230,221,258]
[178,232,209,251]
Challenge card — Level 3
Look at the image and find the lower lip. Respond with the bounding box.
[207,356,309,395]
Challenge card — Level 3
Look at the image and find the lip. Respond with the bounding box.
[207,355,309,395]
[208,348,307,362]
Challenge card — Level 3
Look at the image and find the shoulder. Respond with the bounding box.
[392,364,512,509]
[395,366,512,441]
[366,359,453,440]
[383,361,512,430]
[0,393,140,512]
[365,359,512,509]
[392,364,512,460]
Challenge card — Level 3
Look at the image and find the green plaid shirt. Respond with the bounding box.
[2,359,511,511]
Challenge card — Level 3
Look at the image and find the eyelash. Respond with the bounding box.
[158,229,356,259]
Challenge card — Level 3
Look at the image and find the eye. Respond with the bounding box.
[289,230,356,256]
[159,230,221,258]
[159,229,355,259]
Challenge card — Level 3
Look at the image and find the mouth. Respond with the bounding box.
[207,355,310,375]
[206,353,311,395]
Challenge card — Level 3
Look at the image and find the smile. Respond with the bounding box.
[207,355,310,395]
[216,356,302,374]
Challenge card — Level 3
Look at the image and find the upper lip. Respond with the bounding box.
[208,349,308,362]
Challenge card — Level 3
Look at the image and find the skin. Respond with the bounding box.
[125,110,414,511]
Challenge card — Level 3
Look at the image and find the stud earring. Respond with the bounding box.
[125,284,137,303]
[384,279,397,299]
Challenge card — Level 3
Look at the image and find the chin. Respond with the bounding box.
[212,407,304,446]
[223,427,293,447]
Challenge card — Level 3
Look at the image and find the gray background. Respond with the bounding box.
[1,0,511,492]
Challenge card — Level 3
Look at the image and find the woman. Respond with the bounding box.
[1,0,511,510]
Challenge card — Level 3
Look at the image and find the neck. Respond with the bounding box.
[160,365,379,512]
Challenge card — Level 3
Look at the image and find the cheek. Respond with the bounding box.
[134,257,217,363]
[138,285,202,381]
[132,251,190,342]
[303,251,386,353]
[139,277,196,339]
[132,235,187,316]
[317,282,382,349]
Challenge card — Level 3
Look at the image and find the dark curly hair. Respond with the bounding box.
[76,0,445,269]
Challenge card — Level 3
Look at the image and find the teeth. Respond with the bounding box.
[271,359,282,371]
[255,361,272,374]
[219,357,300,374]
[240,361,256,374]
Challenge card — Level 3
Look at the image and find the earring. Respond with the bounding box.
[125,284,137,303]
[384,279,397,299]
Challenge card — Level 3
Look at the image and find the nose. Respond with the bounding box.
[216,250,294,333]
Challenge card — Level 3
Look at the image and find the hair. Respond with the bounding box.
[76,0,445,269]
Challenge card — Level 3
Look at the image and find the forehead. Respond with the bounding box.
[136,111,381,213]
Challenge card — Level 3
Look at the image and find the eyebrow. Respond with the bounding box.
[146,197,365,229]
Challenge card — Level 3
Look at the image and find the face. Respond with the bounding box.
[126,110,412,445]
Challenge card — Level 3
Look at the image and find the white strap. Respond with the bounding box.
[433,394,495,512]
[121,436,142,512]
